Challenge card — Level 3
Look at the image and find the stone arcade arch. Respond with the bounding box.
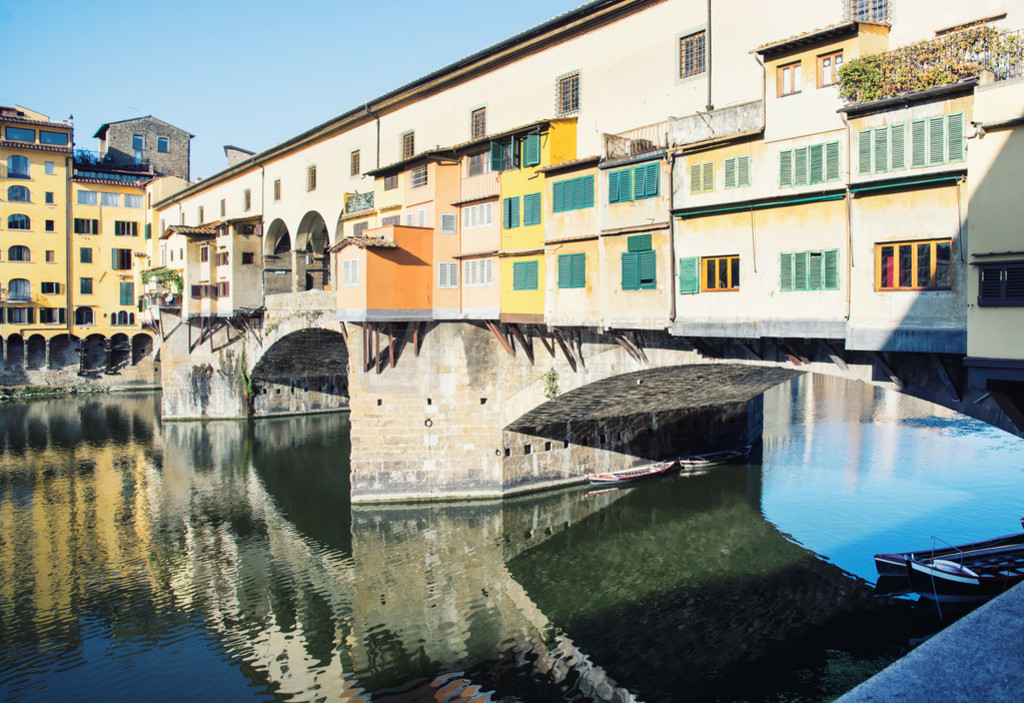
[132,334,153,365]
[26,335,46,369]
[263,218,293,295]
[5,334,24,368]
[48,334,78,370]
[82,334,108,373]
[250,328,349,416]
[295,211,330,291]
[110,333,130,371]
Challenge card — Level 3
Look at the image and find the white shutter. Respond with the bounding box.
[441,213,457,233]
[418,209,427,227]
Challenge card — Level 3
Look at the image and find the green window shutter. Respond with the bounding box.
[490,141,504,172]
[571,253,586,288]
[724,157,736,188]
[529,193,542,225]
[824,249,840,290]
[513,261,525,290]
[737,156,750,187]
[638,250,656,289]
[582,175,594,207]
[808,251,824,290]
[644,163,659,197]
[858,129,872,175]
[794,251,809,290]
[891,124,906,170]
[608,171,621,203]
[627,233,652,252]
[690,162,702,193]
[679,256,699,294]
[145,223,151,239]
[570,178,582,208]
[502,197,512,228]
[621,251,639,290]
[780,252,794,291]
[794,147,808,186]
[111,249,118,269]
[928,116,946,165]
[523,193,533,226]
[510,196,520,228]
[119,281,134,305]
[911,119,927,167]
[552,181,564,212]
[874,128,889,173]
[826,141,841,182]
[633,165,646,199]
[525,261,538,290]
[701,161,714,192]
[947,112,964,163]
[809,144,824,184]
[779,150,793,187]
[558,254,571,288]
[523,134,541,167]
[618,169,632,202]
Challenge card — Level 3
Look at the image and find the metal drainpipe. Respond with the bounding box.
[705,0,713,112]
[668,151,679,324]
[839,111,854,321]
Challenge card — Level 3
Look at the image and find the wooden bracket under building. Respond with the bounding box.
[551,328,578,372]
[776,340,810,366]
[870,351,904,389]
[537,330,556,358]
[685,336,722,360]
[930,353,961,403]
[739,340,763,361]
[484,320,515,357]
[611,331,644,364]
[507,323,534,365]
[823,341,848,371]
[413,321,426,357]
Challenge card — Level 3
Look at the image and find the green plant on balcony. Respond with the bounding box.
[839,26,1024,103]
[141,268,183,294]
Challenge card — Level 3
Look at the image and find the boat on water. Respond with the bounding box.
[873,519,1024,603]
[678,445,751,469]
[584,460,679,485]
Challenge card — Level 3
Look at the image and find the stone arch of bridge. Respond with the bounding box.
[295,210,330,291]
[249,327,350,415]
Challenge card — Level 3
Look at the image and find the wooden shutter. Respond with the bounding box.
[780,252,794,291]
[690,162,702,193]
[808,252,824,289]
[552,182,564,212]
[724,157,736,188]
[824,249,839,290]
[911,119,927,167]
[701,161,714,192]
[679,256,699,294]
[510,197,519,228]
[571,253,585,288]
[618,170,632,201]
[608,171,621,203]
[809,144,824,184]
[858,130,872,175]
[638,250,656,289]
[644,163,659,197]
[525,261,538,290]
[794,251,809,290]
[891,124,906,170]
[558,254,572,288]
[928,116,946,165]
[111,249,118,269]
[633,165,646,199]
[826,141,840,182]
[628,233,652,252]
[439,262,449,288]
[513,262,524,290]
[621,252,639,290]
[490,141,504,172]
[794,147,808,186]
[119,281,134,305]
[874,129,888,173]
[145,223,151,239]
[779,150,793,187]
[947,113,964,163]
[523,193,534,226]
[523,134,541,167]
[737,156,750,187]
[582,175,594,207]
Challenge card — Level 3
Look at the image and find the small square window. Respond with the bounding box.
[411,165,428,188]
[384,174,398,190]
[556,71,580,115]
[45,161,55,175]
[45,250,55,263]
[80,247,92,263]
[157,137,169,152]
[45,220,55,232]
[45,192,55,204]
[80,277,93,295]
[471,108,486,139]
[133,134,144,150]
[401,132,415,159]
[242,252,255,264]
[680,31,706,78]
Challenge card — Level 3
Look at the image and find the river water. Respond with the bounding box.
[1,374,1023,702]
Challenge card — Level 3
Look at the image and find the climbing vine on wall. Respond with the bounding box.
[543,369,560,401]
[141,268,183,294]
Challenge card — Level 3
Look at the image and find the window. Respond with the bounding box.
[273,179,281,200]
[45,250,55,263]
[307,165,317,191]
[198,206,204,223]
[8,245,30,262]
[778,61,802,97]
[463,258,494,287]
[690,161,715,193]
[74,218,100,235]
[7,214,30,230]
[411,165,428,188]
[351,150,360,176]
[724,156,751,188]
[502,196,520,229]
[512,260,539,290]
[112,311,135,326]
[558,253,586,289]
[7,155,29,178]
[381,215,401,227]
[819,51,843,87]
[552,175,595,212]
[45,220,54,232]
[8,185,30,202]
[858,124,906,174]
[401,132,415,159]
[352,222,368,237]
[80,247,92,263]
[876,239,952,290]
[489,137,522,172]
[133,134,144,150]
[438,261,459,289]
[556,71,580,115]
[39,308,65,324]
[40,130,68,146]
[39,281,59,295]
[243,188,252,211]
[157,137,169,153]
[77,191,96,206]
[522,192,542,226]
[220,199,226,217]
[621,234,656,291]
[850,0,888,22]
[462,202,494,229]
[680,31,706,78]
[75,307,94,325]
[440,213,457,233]
[609,163,659,203]
[8,279,31,301]
[779,141,841,186]
[910,113,965,168]
[45,161,55,175]
[781,250,840,291]
[5,126,34,142]
[45,191,54,204]
[217,281,229,297]
[6,307,30,324]
[200,246,209,262]
[342,259,359,286]
[467,152,490,177]
[114,221,138,237]
[101,192,121,207]
[978,263,1024,307]
[471,108,487,139]
[123,194,142,208]
[111,248,133,271]
[242,252,255,265]
[384,174,398,190]
[522,134,541,168]
[703,255,740,291]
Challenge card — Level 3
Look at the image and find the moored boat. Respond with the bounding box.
[585,460,678,485]
[678,445,752,469]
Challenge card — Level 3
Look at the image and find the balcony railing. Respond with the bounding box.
[840,26,1024,103]
[603,121,669,160]
[460,172,500,202]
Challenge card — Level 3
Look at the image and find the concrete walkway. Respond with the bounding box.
[837,583,1024,702]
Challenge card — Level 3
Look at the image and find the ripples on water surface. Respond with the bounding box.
[1,377,1023,702]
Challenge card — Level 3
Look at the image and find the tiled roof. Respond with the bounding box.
[165,225,217,239]
[72,176,149,187]
[756,21,859,55]
[328,235,399,253]
[0,139,72,154]
[535,154,601,174]
[0,111,73,129]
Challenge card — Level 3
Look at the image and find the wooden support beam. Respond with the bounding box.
[375,324,382,375]
[484,320,515,356]
[552,328,578,372]
[537,329,556,357]
[930,353,961,403]
[870,351,904,389]
[823,341,848,371]
[776,340,809,365]
[739,340,763,361]
[414,321,424,357]
[387,324,395,371]
[612,332,642,363]
[507,324,534,365]
[631,332,649,364]
[685,336,722,360]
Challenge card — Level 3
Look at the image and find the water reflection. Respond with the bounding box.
[1,377,1023,702]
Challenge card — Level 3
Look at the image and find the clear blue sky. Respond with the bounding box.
[1,0,585,180]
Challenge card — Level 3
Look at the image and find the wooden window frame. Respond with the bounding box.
[680,31,707,78]
[556,71,580,116]
[273,179,281,201]
[818,51,843,87]
[702,255,740,292]
[401,131,415,159]
[351,150,360,177]
[471,108,486,140]
[978,262,1024,307]
[307,165,317,192]
[777,61,802,97]
[875,239,952,291]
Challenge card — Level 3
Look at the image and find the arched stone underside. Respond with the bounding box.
[263,218,293,296]
[251,328,349,416]
[295,211,330,292]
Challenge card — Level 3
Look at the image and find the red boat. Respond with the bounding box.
[585,460,678,485]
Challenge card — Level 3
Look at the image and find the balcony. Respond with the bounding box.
[603,121,669,160]
[460,171,500,202]
[840,26,1024,103]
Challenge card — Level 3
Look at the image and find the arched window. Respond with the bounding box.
[8,279,30,301]
[7,186,30,202]
[7,245,30,261]
[7,215,30,231]
[75,307,94,325]
[6,155,29,178]
[115,311,129,325]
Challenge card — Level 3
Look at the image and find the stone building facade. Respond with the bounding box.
[93,116,192,181]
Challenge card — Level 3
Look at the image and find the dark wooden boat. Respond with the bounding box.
[585,460,678,485]
[677,445,751,469]
[874,520,1024,602]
